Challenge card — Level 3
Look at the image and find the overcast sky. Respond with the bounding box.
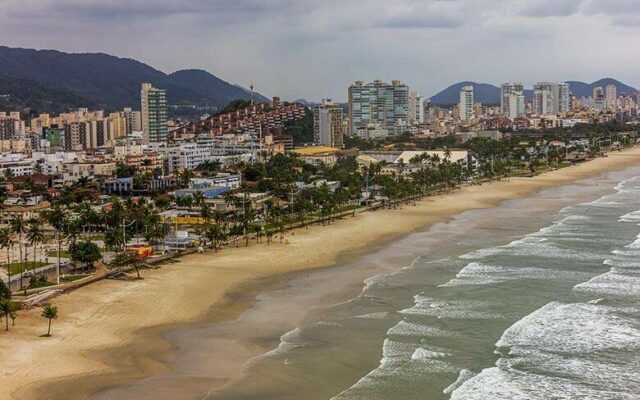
[1,0,638,101]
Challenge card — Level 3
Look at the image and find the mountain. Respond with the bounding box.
[429,82,501,105]
[231,84,270,103]
[0,73,100,113]
[168,69,270,106]
[566,78,637,98]
[430,78,638,106]
[0,46,269,113]
[292,99,317,107]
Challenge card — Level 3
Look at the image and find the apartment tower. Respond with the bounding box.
[141,83,168,143]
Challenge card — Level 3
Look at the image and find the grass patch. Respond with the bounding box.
[7,261,48,275]
[27,275,53,289]
[49,251,70,258]
[60,274,89,283]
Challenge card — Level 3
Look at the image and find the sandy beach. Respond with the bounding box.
[3,147,640,400]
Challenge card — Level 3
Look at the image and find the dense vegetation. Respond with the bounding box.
[0,46,268,113]
[282,107,314,144]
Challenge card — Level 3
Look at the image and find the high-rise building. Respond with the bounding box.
[593,87,605,111]
[141,83,168,143]
[533,82,570,115]
[459,86,474,121]
[0,112,25,140]
[500,83,525,119]
[313,99,344,148]
[507,93,525,119]
[605,84,617,110]
[64,122,87,151]
[348,80,409,135]
[408,91,425,124]
[122,107,142,135]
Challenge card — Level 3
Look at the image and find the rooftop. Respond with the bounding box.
[290,146,341,156]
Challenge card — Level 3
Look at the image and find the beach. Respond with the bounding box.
[3,147,640,400]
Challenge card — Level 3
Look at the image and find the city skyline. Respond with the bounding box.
[1,0,639,101]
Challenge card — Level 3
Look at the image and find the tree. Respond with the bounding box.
[0,301,10,331]
[200,201,213,222]
[10,215,26,290]
[41,304,58,337]
[68,241,102,272]
[0,280,10,302]
[26,218,45,277]
[104,228,124,251]
[0,227,14,289]
[115,162,137,179]
[111,251,145,279]
[145,224,168,250]
[204,224,227,252]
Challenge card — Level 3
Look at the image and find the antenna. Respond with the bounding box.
[250,85,254,106]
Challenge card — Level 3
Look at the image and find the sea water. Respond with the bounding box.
[209,166,640,400]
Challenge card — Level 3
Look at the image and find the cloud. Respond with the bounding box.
[515,0,584,18]
[581,0,640,26]
[376,1,467,29]
[0,0,638,101]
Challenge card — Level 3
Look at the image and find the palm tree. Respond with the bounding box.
[204,224,227,252]
[42,205,68,285]
[0,227,14,290]
[192,190,205,208]
[200,202,213,223]
[10,215,25,290]
[26,219,45,277]
[41,304,58,337]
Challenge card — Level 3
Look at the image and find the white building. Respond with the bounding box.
[408,91,425,124]
[533,82,570,115]
[605,84,617,110]
[0,153,33,177]
[163,142,213,172]
[313,99,344,148]
[500,83,525,119]
[459,86,474,121]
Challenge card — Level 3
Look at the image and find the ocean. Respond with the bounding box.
[93,166,640,400]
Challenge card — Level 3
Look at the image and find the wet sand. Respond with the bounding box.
[2,148,640,400]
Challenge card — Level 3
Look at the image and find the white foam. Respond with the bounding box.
[400,294,501,320]
[349,312,390,320]
[440,262,584,287]
[453,297,640,399]
[496,302,639,353]
[443,368,477,395]
[259,327,305,358]
[450,366,638,400]
[619,209,640,223]
[574,270,640,297]
[460,236,596,261]
[386,320,455,337]
[410,347,450,361]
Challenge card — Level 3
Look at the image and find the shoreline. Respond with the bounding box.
[3,148,640,400]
